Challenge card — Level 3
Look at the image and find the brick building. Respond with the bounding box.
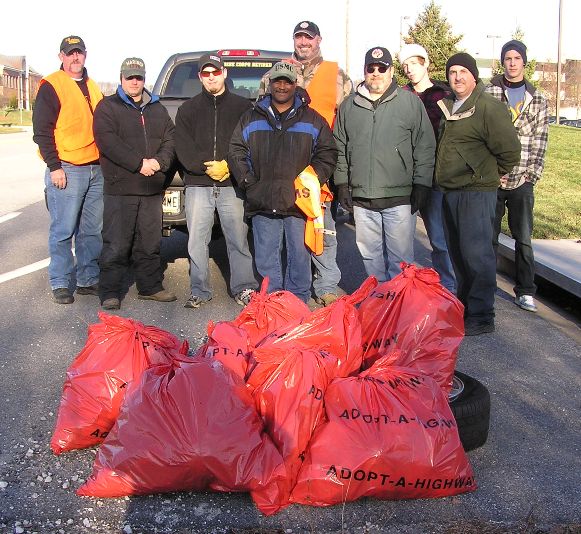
[0,54,42,109]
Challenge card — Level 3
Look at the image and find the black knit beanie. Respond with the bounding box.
[446,53,479,82]
[501,39,527,65]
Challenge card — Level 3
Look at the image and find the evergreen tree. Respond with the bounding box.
[395,0,463,84]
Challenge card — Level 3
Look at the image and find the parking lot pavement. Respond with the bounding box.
[0,204,579,533]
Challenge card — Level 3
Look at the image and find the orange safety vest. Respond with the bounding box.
[40,70,103,165]
[306,61,339,128]
[294,166,334,256]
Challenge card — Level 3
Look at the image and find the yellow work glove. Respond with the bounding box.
[204,160,230,182]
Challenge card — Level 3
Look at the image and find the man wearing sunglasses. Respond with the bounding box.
[333,47,436,282]
[175,53,257,310]
[258,21,353,309]
[33,36,104,305]
[93,57,177,310]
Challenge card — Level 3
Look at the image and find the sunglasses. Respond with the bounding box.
[200,69,223,78]
[126,75,144,81]
[366,64,388,74]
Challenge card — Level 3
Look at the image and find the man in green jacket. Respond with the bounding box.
[334,47,435,281]
[435,53,521,336]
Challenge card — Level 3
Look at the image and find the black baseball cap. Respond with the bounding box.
[198,53,222,71]
[365,47,392,68]
[293,21,321,38]
[60,36,86,54]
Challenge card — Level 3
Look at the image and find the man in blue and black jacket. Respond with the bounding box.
[229,61,337,303]
[93,57,176,310]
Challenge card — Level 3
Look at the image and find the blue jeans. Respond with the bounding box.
[311,203,341,297]
[443,190,497,324]
[353,204,416,282]
[492,182,536,297]
[421,189,456,293]
[185,186,256,300]
[44,163,103,290]
[252,214,312,303]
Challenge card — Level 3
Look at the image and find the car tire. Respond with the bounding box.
[449,371,490,452]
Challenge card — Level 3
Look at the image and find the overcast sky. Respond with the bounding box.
[2,0,578,83]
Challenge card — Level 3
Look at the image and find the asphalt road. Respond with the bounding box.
[0,132,579,533]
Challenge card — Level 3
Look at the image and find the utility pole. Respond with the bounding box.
[400,16,410,49]
[556,0,563,124]
[487,35,501,74]
[345,0,350,76]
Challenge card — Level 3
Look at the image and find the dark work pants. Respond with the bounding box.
[492,182,536,297]
[99,194,164,300]
[443,190,497,325]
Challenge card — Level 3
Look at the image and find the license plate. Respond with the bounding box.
[163,190,181,215]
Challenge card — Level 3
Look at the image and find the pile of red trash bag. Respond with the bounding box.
[53,266,473,515]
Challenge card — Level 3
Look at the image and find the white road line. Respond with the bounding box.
[0,249,75,284]
[0,257,50,284]
[0,212,21,224]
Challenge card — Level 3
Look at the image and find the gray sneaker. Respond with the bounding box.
[184,295,211,309]
[234,288,255,306]
[102,297,120,310]
[515,295,537,312]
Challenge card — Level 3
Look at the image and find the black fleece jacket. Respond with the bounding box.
[175,87,253,187]
[93,87,175,196]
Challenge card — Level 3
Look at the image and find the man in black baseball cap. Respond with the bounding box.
[293,21,321,39]
[60,35,86,55]
[198,53,222,71]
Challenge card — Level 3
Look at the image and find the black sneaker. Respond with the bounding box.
[101,297,120,310]
[76,284,99,296]
[52,288,74,304]
[184,295,211,309]
[464,321,495,336]
[234,288,255,306]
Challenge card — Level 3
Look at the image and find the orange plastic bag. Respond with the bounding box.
[232,277,310,349]
[358,263,464,392]
[253,276,377,379]
[51,312,186,454]
[193,321,251,380]
[77,357,286,501]
[248,346,339,515]
[291,356,476,506]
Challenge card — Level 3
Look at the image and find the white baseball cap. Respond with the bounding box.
[398,44,429,64]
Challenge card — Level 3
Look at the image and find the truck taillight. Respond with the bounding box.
[218,50,260,57]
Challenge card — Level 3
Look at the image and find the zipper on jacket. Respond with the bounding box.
[140,111,150,157]
[213,97,218,160]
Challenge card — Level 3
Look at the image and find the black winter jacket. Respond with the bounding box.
[93,87,175,196]
[175,87,253,187]
[228,90,338,218]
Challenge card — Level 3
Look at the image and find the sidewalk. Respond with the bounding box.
[497,233,581,299]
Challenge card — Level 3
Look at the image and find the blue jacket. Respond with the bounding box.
[228,89,337,217]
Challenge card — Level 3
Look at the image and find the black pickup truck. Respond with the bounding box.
[152,49,290,235]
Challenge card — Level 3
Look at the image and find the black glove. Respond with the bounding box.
[410,184,431,214]
[337,184,353,213]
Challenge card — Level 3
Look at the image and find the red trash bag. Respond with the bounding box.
[291,356,476,507]
[51,312,186,454]
[77,357,286,502]
[193,321,251,380]
[232,277,310,348]
[253,276,377,378]
[359,263,464,392]
[248,346,339,515]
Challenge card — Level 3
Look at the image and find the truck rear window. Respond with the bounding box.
[163,59,284,100]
